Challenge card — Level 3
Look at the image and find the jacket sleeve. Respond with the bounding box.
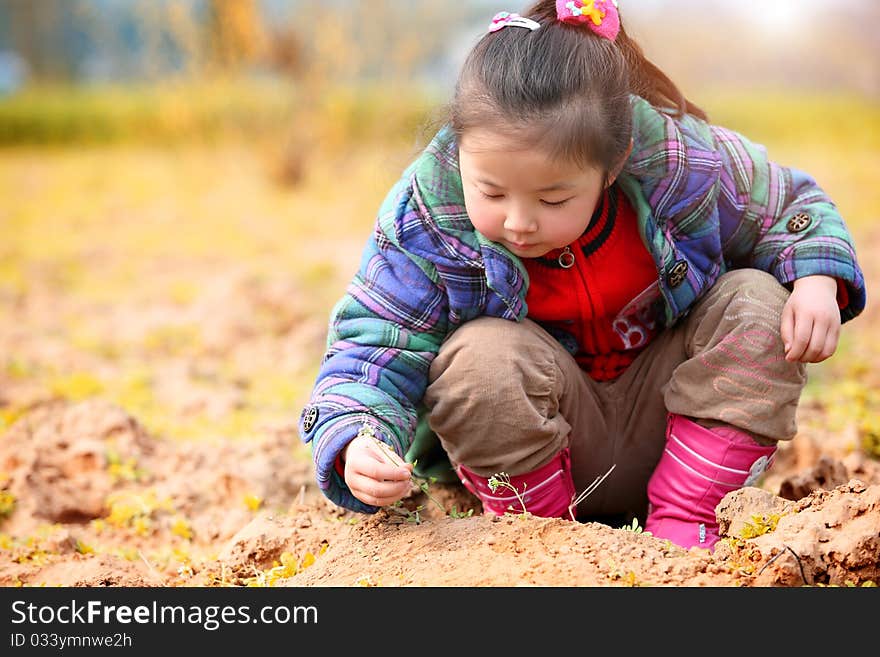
[298,182,450,513]
[710,124,866,322]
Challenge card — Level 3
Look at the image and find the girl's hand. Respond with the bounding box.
[343,434,413,507]
[780,275,841,363]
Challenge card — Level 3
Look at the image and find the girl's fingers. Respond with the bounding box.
[364,441,412,475]
[819,324,840,362]
[785,314,814,362]
[347,437,412,480]
[348,471,412,507]
[344,438,413,506]
[355,456,412,483]
[799,318,826,362]
[780,302,794,352]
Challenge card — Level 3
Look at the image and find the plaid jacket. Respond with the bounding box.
[299,96,866,513]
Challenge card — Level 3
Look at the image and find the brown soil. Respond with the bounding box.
[1,398,878,588]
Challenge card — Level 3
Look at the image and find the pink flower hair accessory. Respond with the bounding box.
[555,0,620,41]
[488,11,542,33]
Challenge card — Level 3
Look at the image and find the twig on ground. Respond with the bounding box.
[756,549,786,576]
[785,544,808,585]
[568,464,616,521]
[137,550,166,585]
[756,544,808,585]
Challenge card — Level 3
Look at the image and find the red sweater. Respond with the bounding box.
[523,187,661,381]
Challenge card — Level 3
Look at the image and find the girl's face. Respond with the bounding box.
[458,127,607,258]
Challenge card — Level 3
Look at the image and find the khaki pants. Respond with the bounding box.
[424,269,807,520]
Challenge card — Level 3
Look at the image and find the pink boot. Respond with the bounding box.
[456,448,576,520]
[645,413,776,550]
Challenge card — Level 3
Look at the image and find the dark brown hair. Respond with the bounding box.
[451,1,707,175]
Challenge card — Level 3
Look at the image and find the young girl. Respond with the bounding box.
[298,0,866,550]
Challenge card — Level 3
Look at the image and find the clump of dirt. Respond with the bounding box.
[742,480,880,586]
[1,400,155,528]
[1,399,878,587]
[0,400,311,587]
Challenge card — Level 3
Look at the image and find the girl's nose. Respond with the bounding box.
[503,206,537,233]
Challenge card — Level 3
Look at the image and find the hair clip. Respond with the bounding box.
[555,0,620,41]
[488,11,542,33]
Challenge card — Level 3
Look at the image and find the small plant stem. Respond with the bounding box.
[416,481,448,514]
[568,464,616,521]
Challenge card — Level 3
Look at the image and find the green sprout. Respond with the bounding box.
[487,472,528,514]
[620,517,651,535]
[388,500,424,524]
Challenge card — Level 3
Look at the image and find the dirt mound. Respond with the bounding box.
[1,400,878,588]
[742,480,880,586]
[1,400,155,527]
[0,400,311,587]
[212,478,879,588]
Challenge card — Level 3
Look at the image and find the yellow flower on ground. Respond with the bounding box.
[244,494,262,511]
[170,517,193,541]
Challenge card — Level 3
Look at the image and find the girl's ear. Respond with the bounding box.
[605,138,634,188]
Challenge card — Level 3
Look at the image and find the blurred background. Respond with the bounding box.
[1,1,878,456]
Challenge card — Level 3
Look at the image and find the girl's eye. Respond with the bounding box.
[541,198,572,207]
[479,190,504,200]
